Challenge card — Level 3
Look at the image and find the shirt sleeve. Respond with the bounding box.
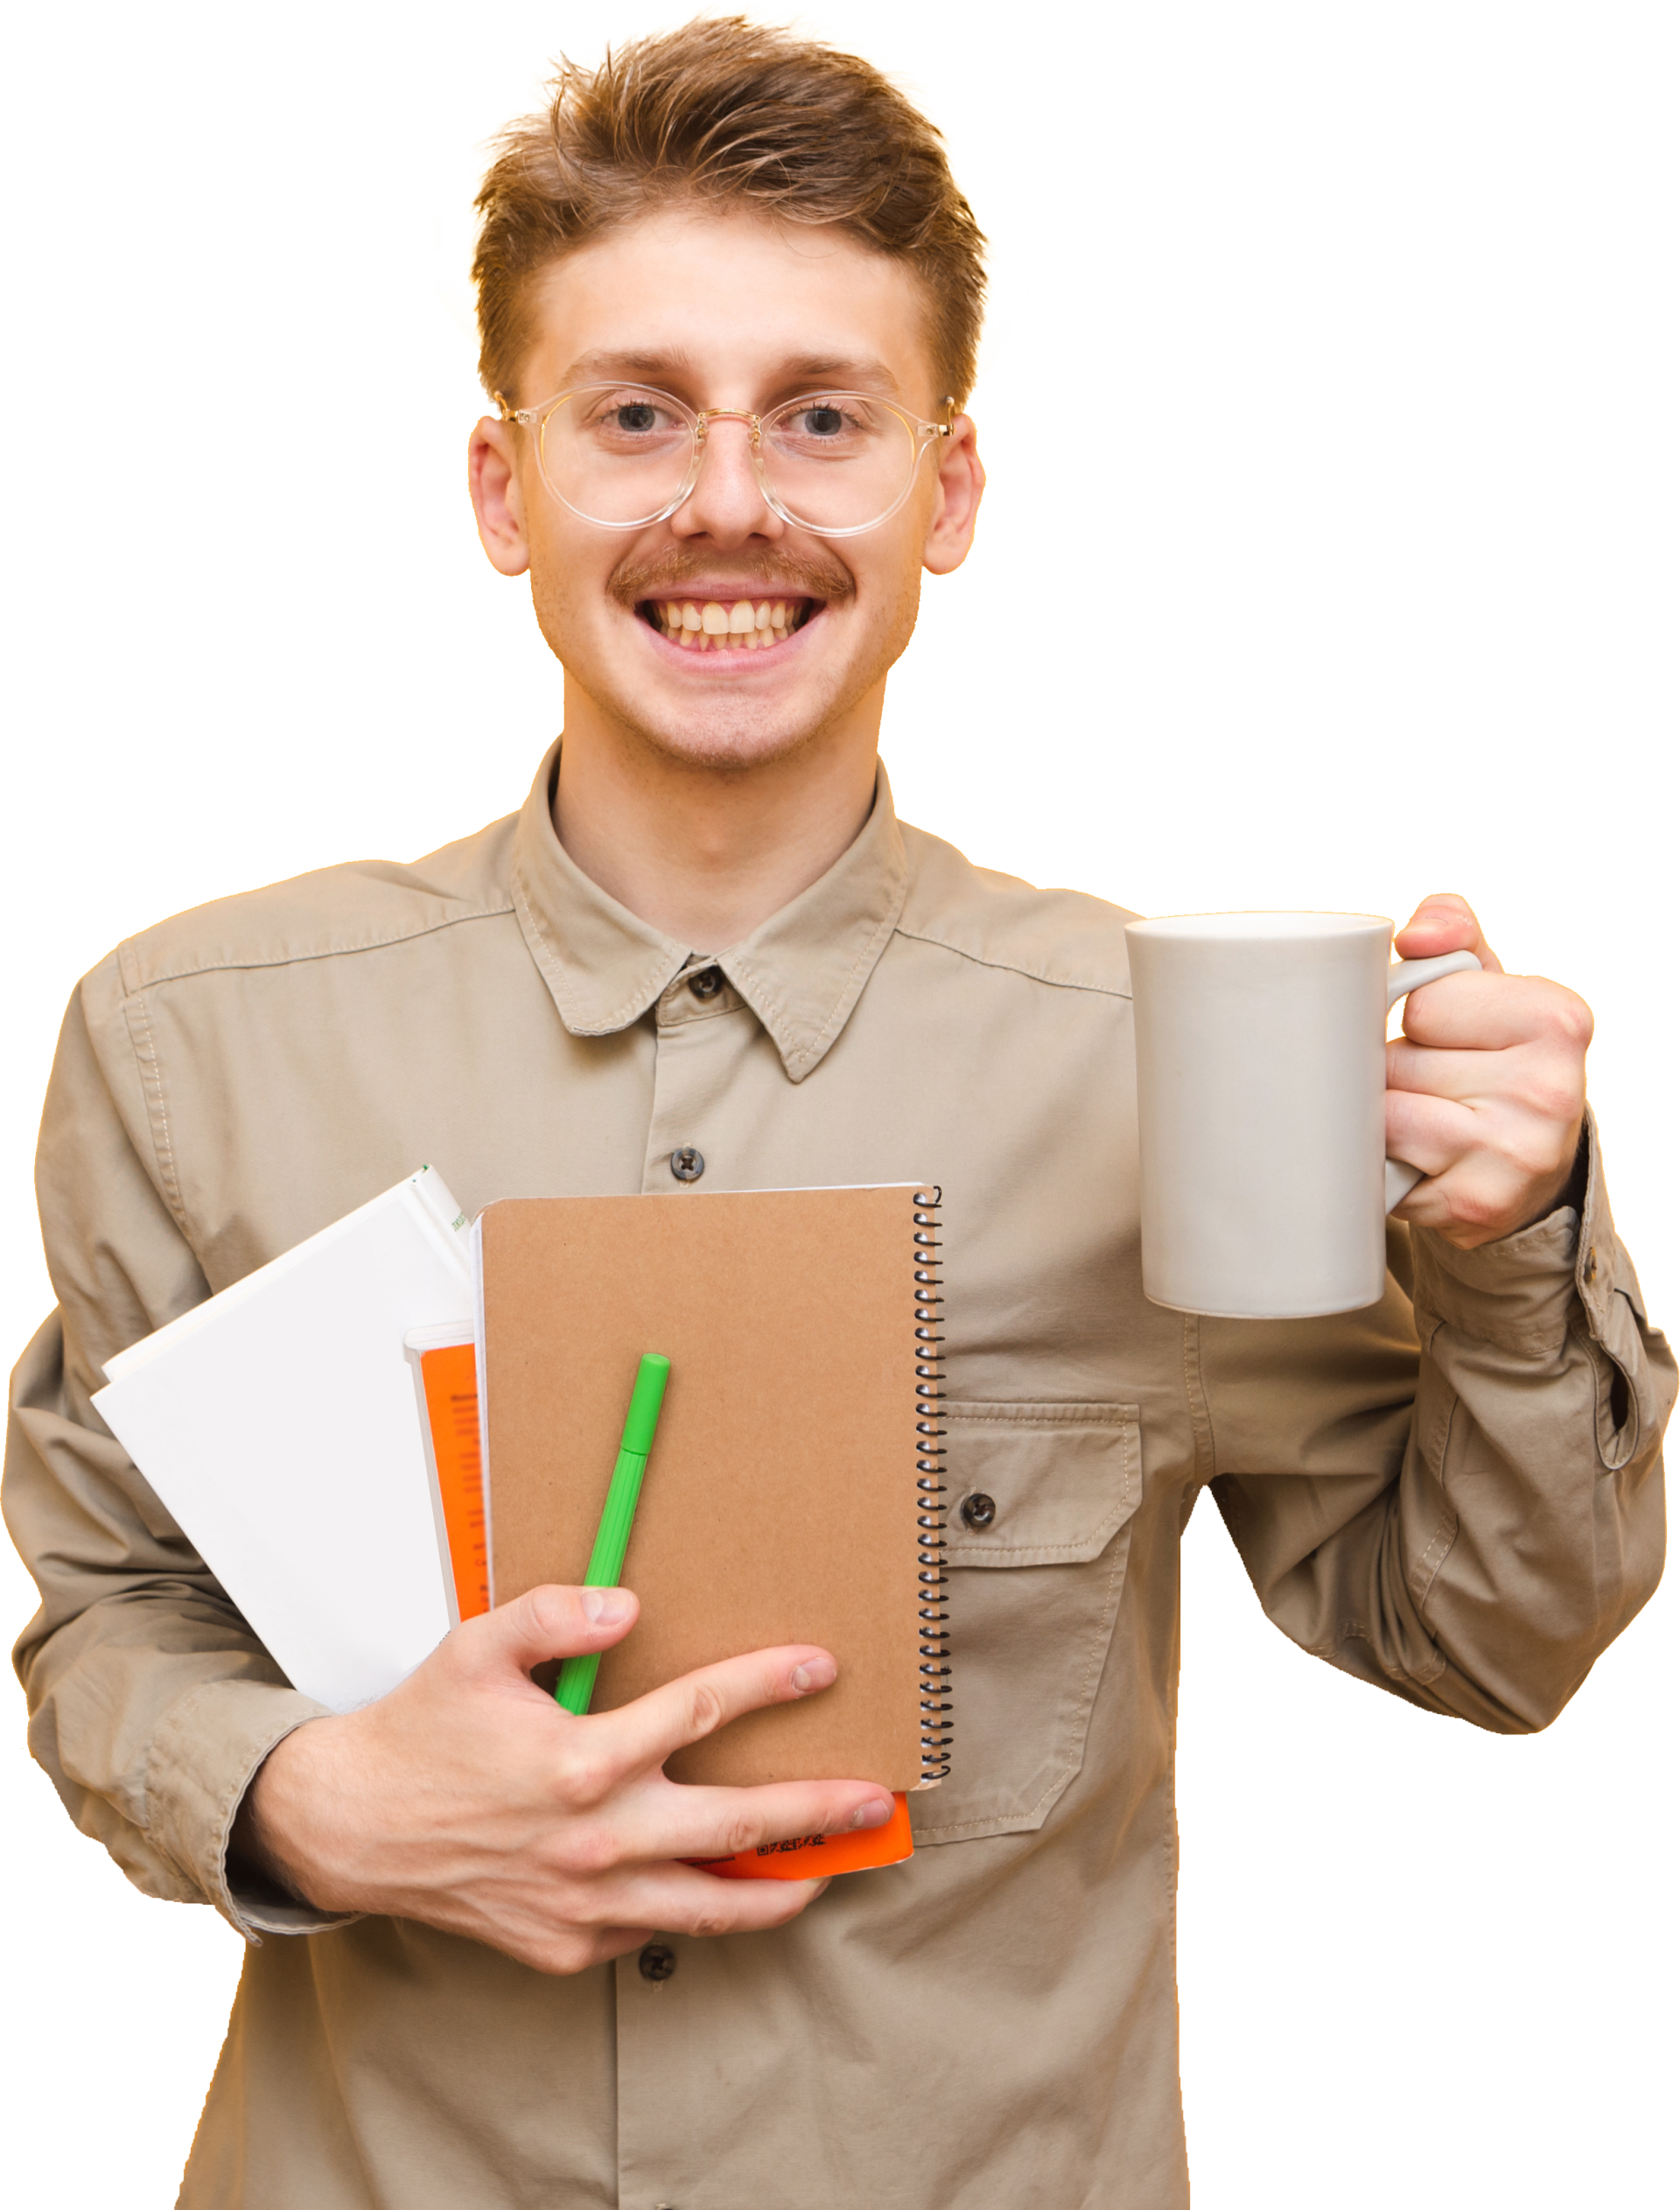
[4,967,351,1937]
[1196,1112,1672,1732]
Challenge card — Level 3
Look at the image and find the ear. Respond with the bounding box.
[921,414,985,577]
[468,416,532,577]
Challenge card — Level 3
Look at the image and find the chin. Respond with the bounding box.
[570,640,869,772]
[620,703,829,773]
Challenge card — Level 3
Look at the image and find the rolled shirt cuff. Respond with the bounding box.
[1414,1105,1670,1467]
[145,1676,360,1940]
[1407,1108,1634,1360]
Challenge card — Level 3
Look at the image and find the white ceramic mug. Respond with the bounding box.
[1124,913,1481,1318]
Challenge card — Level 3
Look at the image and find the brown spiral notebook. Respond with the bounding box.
[475,1185,949,1794]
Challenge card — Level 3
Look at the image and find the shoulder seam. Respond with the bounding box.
[118,898,518,994]
[122,990,191,1238]
[890,920,1132,1001]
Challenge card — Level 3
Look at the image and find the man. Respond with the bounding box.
[5,18,1670,2207]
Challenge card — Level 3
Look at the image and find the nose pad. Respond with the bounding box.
[674,417,780,538]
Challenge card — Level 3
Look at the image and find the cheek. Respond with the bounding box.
[869,541,927,654]
[525,525,611,635]
[887,570,925,662]
[525,546,607,675]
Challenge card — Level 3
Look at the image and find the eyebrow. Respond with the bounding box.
[553,348,904,399]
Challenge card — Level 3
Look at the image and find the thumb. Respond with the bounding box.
[1393,892,1504,976]
[452,1584,640,1682]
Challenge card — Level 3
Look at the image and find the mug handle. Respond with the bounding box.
[1383,950,1485,1210]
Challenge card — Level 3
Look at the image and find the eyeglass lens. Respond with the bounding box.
[536,385,922,533]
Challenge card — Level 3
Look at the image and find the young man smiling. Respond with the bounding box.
[6,19,1670,2209]
[466,170,980,954]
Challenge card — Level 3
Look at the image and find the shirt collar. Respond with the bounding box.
[510,738,910,1084]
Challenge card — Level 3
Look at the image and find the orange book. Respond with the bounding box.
[685,1793,914,1879]
[407,1320,914,1879]
[405,1328,490,1622]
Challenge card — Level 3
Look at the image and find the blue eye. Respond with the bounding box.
[802,407,845,437]
[615,403,658,432]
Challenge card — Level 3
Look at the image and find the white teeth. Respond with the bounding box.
[650,597,810,650]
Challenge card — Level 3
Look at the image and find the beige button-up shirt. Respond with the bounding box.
[7,745,1670,2207]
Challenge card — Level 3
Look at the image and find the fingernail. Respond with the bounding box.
[790,1655,836,1695]
[582,1588,633,1626]
[850,1798,893,1830]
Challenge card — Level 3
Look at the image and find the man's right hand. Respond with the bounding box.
[234,1585,895,1974]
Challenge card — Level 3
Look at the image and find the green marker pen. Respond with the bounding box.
[554,1353,670,1717]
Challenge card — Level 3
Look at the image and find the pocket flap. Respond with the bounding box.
[942,1402,1141,1565]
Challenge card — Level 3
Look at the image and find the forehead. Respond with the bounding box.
[519,205,940,408]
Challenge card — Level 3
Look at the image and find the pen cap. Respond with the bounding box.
[620,1354,671,1456]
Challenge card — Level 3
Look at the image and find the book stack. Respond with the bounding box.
[93,1170,948,1877]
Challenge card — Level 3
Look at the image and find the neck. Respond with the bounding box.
[551,682,884,952]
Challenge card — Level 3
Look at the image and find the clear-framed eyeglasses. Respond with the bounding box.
[494,383,956,538]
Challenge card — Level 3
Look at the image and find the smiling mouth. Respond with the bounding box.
[638,596,818,651]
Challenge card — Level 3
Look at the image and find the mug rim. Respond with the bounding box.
[1125,910,1392,943]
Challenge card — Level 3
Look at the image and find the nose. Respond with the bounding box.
[670,414,783,547]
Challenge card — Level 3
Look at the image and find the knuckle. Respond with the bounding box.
[1448,1185,1506,1232]
[519,1585,565,1642]
[684,1680,728,1741]
[555,1819,620,1878]
[1526,1072,1585,1126]
[1520,984,1590,1048]
[531,1934,597,1978]
[718,1810,761,1857]
[556,1745,619,1808]
[685,1900,736,1941]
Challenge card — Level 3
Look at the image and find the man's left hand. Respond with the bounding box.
[1386,893,1592,1250]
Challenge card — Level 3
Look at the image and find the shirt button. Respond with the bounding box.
[960,1492,997,1529]
[1585,1246,1599,1283]
[670,1146,705,1183]
[688,965,724,1001]
[639,1943,677,1982]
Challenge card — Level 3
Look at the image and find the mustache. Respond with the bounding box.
[608,545,856,607]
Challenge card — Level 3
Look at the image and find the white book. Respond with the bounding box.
[94,1166,474,1711]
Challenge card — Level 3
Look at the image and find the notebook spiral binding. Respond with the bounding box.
[914,1187,953,1784]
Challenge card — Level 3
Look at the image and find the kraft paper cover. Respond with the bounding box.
[480,1186,929,1791]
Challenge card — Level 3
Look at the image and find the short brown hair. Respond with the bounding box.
[472,17,986,408]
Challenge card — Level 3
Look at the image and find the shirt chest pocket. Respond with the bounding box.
[911,1402,1142,1846]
